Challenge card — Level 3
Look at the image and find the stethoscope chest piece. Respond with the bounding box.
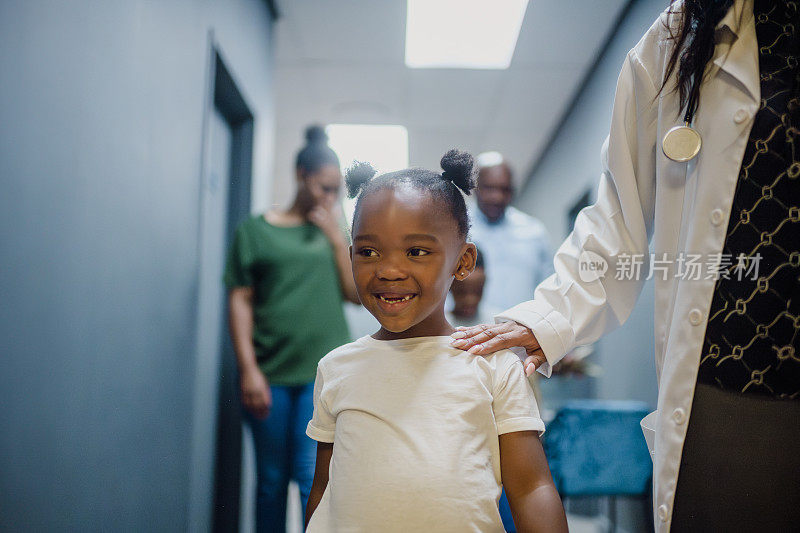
[662,123,702,162]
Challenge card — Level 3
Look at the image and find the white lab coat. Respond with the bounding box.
[496,1,759,530]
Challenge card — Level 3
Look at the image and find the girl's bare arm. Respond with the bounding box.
[305,442,334,527]
[500,431,567,533]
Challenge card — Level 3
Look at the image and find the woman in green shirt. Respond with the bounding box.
[225,126,358,532]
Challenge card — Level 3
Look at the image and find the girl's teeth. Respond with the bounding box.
[379,295,413,302]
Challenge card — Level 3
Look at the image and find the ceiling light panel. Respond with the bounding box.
[405,0,529,69]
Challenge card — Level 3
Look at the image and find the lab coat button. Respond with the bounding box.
[710,208,724,226]
[689,309,703,326]
[658,504,669,521]
[734,109,748,124]
[672,408,686,424]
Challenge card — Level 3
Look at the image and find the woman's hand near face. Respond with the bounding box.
[240,366,272,419]
[307,203,343,244]
[308,203,361,304]
[450,322,547,376]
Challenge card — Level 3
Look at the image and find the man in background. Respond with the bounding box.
[470,152,553,311]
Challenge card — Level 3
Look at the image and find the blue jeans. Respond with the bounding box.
[245,381,316,533]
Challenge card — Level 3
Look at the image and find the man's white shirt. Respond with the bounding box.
[469,206,553,312]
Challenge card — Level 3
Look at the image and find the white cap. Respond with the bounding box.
[476,151,504,169]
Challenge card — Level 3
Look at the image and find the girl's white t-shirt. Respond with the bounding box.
[306,335,544,532]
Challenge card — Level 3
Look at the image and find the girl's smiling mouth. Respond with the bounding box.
[372,292,417,313]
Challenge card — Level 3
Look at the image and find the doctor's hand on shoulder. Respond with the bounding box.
[450,322,546,376]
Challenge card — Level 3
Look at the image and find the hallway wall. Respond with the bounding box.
[516,0,667,408]
[0,1,275,530]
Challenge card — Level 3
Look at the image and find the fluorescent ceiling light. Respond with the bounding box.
[405,0,529,69]
[326,124,410,223]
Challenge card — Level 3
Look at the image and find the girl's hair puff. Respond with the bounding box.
[347,149,476,239]
[345,161,378,198]
[439,148,475,196]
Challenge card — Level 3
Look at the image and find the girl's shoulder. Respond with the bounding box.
[454,346,527,384]
[485,348,527,376]
[317,337,372,369]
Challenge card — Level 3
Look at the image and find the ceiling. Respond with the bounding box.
[271,0,629,205]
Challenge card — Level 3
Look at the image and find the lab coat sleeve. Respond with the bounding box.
[497,48,659,377]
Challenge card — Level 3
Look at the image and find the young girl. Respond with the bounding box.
[304,150,567,532]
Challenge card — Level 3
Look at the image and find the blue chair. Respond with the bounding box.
[543,400,653,531]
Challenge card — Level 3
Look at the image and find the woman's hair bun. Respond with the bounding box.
[345,161,377,198]
[440,149,475,195]
[304,125,329,145]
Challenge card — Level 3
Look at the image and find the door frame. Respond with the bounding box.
[190,31,255,533]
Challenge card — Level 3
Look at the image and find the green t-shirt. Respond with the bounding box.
[224,215,351,386]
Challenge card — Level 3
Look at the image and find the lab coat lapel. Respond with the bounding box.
[711,10,760,103]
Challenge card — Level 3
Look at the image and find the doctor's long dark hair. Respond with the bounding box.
[661,0,734,117]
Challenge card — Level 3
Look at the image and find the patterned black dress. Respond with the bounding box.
[697,0,800,399]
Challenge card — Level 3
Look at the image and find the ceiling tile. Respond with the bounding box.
[275,0,406,64]
[486,67,579,132]
[512,0,628,67]
[404,69,504,130]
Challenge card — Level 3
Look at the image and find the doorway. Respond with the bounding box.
[189,41,254,533]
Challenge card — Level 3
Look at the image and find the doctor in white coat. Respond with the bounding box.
[452,0,800,531]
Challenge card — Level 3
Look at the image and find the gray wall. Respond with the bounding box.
[0,1,275,530]
[517,0,667,409]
